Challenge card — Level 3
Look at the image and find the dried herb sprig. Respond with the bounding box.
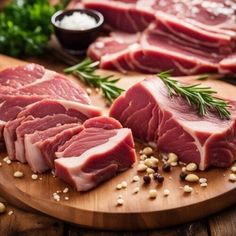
[64,58,124,103]
[158,70,231,119]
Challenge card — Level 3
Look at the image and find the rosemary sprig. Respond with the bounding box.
[64,58,124,103]
[158,70,231,120]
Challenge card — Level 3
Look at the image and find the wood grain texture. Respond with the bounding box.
[0,198,64,236]
[0,54,235,230]
[209,205,236,236]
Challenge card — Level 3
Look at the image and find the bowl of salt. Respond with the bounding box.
[51,9,104,54]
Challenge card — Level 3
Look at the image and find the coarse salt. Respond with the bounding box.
[58,12,97,30]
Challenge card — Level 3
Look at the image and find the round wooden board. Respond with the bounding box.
[0,55,235,230]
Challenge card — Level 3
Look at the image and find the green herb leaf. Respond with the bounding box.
[64,58,124,104]
[158,71,231,120]
[0,0,62,57]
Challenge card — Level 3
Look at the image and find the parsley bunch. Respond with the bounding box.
[0,0,63,57]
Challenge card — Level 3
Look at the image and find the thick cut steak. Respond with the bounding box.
[110,77,236,170]
[55,117,136,191]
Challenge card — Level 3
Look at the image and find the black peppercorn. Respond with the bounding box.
[143,175,151,184]
[162,163,171,172]
[179,171,187,181]
[151,166,159,172]
[153,173,164,183]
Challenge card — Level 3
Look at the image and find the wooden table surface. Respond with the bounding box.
[0,53,235,235]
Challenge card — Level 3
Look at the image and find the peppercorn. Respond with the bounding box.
[179,171,188,181]
[153,173,164,183]
[151,166,159,172]
[143,175,151,184]
[162,163,171,172]
[157,175,164,184]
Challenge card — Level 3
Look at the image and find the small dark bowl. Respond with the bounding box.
[51,9,104,54]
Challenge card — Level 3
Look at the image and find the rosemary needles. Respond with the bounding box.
[64,58,124,103]
[158,70,231,120]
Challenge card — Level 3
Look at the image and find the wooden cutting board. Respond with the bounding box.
[0,54,235,230]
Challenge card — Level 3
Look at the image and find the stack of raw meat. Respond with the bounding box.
[0,64,136,191]
[71,0,236,75]
[110,76,236,170]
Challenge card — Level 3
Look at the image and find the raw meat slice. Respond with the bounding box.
[15,114,79,163]
[17,73,90,104]
[17,99,102,122]
[78,0,236,34]
[55,117,136,191]
[151,12,236,54]
[219,53,236,74]
[0,64,45,89]
[57,117,123,153]
[4,116,33,160]
[88,31,220,75]
[79,0,155,33]
[0,64,91,104]
[24,123,81,173]
[37,125,83,169]
[110,77,236,170]
[0,95,44,140]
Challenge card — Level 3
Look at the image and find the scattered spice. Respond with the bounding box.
[52,192,60,202]
[63,187,69,193]
[86,88,92,95]
[162,163,171,172]
[146,167,155,174]
[8,211,14,216]
[137,163,147,172]
[117,198,124,206]
[229,173,236,182]
[31,174,38,180]
[121,181,128,188]
[167,153,178,163]
[133,187,140,194]
[170,162,178,167]
[231,166,236,173]
[185,174,199,182]
[142,147,153,156]
[13,171,24,178]
[149,189,157,199]
[200,183,208,187]
[143,175,151,184]
[0,202,6,214]
[179,171,188,181]
[183,185,193,193]
[199,178,207,184]
[116,184,122,190]
[186,163,198,172]
[163,189,170,197]
[154,173,164,184]
[132,175,140,182]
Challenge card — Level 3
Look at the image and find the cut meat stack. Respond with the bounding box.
[110,77,236,170]
[72,0,236,75]
[0,64,136,191]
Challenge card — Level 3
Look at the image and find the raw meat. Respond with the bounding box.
[17,99,102,122]
[15,114,79,163]
[55,117,136,191]
[24,123,82,173]
[37,125,83,169]
[79,0,236,34]
[110,77,236,170]
[4,99,101,162]
[84,0,236,75]
[0,64,94,142]
[0,64,90,104]
[88,31,221,75]
[0,95,44,140]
